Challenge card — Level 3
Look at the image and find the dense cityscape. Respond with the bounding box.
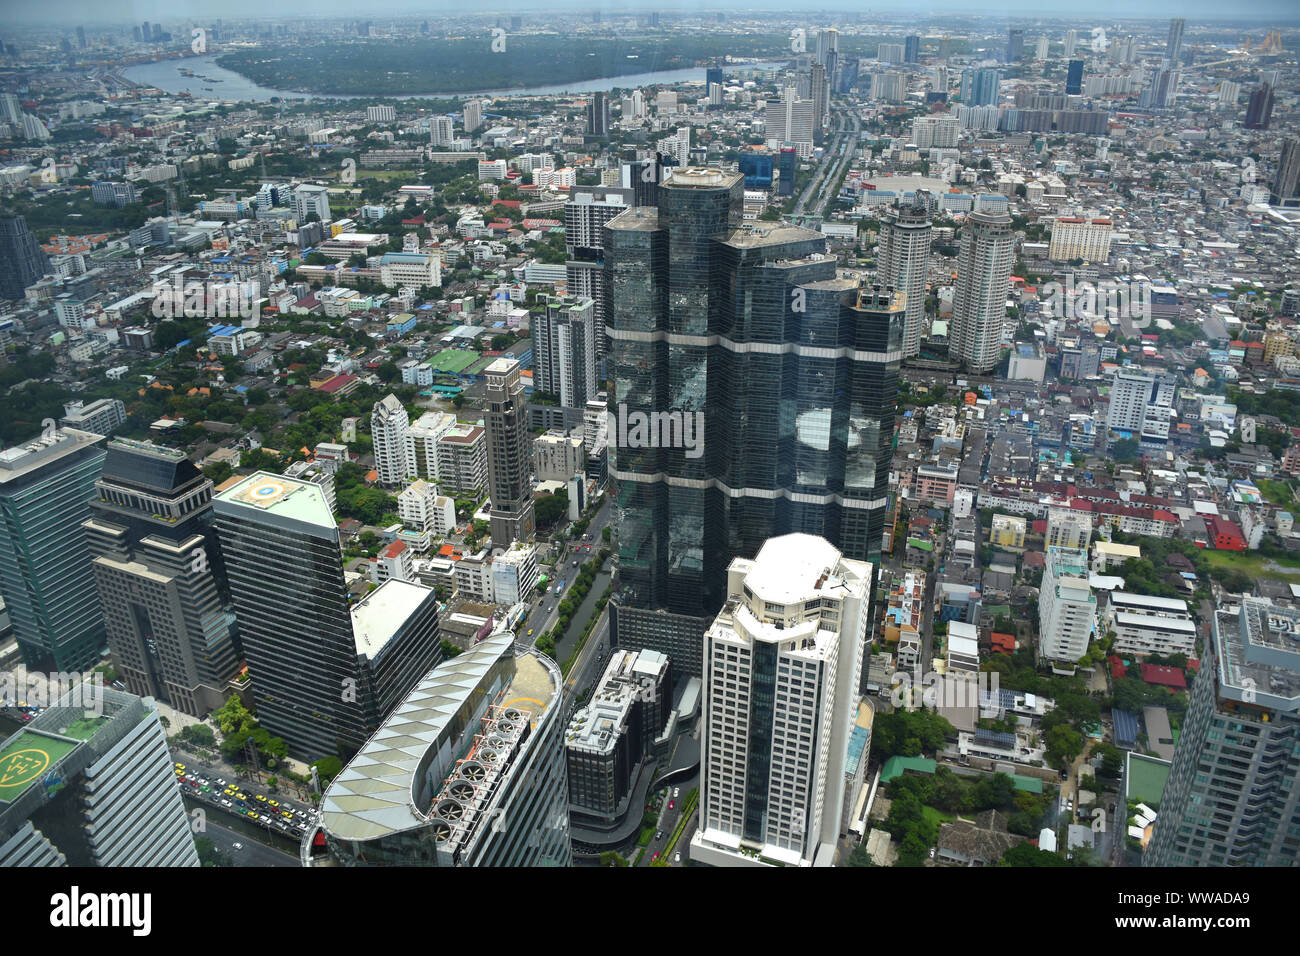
[0,4,1297,895]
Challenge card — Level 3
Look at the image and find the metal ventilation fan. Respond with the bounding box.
[503,709,522,722]
[450,782,475,801]
[479,749,498,763]
[460,762,485,781]
[496,720,514,735]
[430,820,452,843]
[438,800,464,821]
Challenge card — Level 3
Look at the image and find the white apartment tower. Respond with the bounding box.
[371,393,413,487]
[950,210,1014,373]
[1046,505,1092,551]
[691,534,872,868]
[1038,547,1096,671]
[1048,217,1113,263]
[878,194,932,358]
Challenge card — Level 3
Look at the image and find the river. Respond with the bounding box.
[122,55,787,103]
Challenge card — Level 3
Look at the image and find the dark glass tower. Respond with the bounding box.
[214,472,442,761]
[0,216,50,301]
[83,438,241,717]
[605,169,901,676]
[1245,83,1274,130]
[1066,59,1084,96]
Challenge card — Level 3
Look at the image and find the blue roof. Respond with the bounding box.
[1113,709,1139,747]
[845,724,871,776]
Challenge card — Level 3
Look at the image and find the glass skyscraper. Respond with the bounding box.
[0,428,107,671]
[214,472,442,762]
[605,168,901,676]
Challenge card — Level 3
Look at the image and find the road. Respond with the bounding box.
[522,494,613,645]
[792,104,859,219]
[636,779,697,867]
[201,819,299,867]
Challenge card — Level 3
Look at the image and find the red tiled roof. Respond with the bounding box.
[1140,663,1186,690]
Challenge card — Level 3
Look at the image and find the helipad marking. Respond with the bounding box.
[0,748,52,790]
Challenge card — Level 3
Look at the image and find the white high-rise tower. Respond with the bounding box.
[949,210,1013,373]
[690,534,872,867]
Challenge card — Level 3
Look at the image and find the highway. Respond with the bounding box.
[792,102,861,219]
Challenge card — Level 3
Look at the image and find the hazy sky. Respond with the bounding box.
[10,0,1300,25]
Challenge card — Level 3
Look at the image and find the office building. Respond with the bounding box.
[1064,29,1078,58]
[0,687,199,867]
[534,432,586,484]
[1148,599,1300,866]
[313,631,570,866]
[586,92,610,137]
[566,648,671,832]
[691,534,872,867]
[904,35,920,64]
[531,296,597,411]
[949,211,1013,373]
[1245,83,1274,130]
[484,358,535,546]
[1037,547,1095,671]
[1035,36,1050,61]
[462,99,483,134]
[214,473,443,761]
[0,216,50,301]
[1139,68,1178,109]
[1066,59,1084,96]
[1049,216,1112,262]
[291,184,331,224]
[366,104,396,124]
[59,398,126,437]
[817,28,839,66]
[0,428,106,670]
[763,91,816,155]
[878,43,905,64]
[605,169,901,676]
[777,148,797,198]
[1006,28,1024,63]
[878,194,932,359]
[1165,17,1185,65]
[83,439,240,717]
[371,393,412,487]
[1106,368,1176,451]
[429,115,455,146]
[1271,138,1300,208]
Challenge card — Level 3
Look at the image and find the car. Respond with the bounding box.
[674,852,681,864]
[221,799,232,808]
[652,852,659,862]
[260,815,271,824]
[668,800,675,810]
[527,628,534,637]
[174,768,185,776]
[232,842,243,850]
[268,799,279,808]
[246,810,258,818]
[673,787,680,798]
[215,778,226,787]
[235,793,247,802]
[254,794,267,803]
[656,830,663,841]
[174,763,185,771]
[572,560,578,567]
[223,788,235,796]
[200,785,211,793]
[281,810,294,819]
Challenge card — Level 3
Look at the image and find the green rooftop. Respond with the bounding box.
[1126,752,1172,808]
[429,349,479,374]
[881,755,936,782]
